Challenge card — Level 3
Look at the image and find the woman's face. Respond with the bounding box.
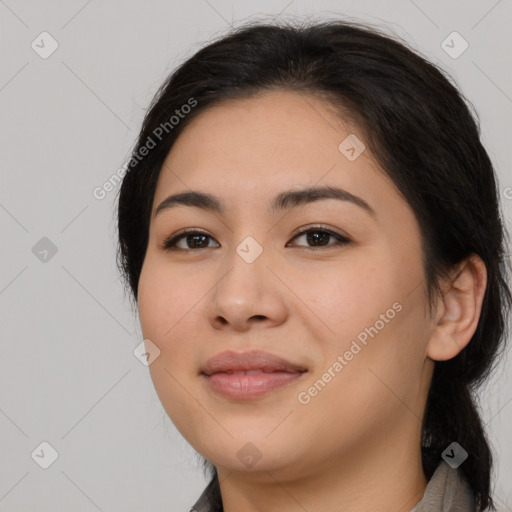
[138,90,435,479]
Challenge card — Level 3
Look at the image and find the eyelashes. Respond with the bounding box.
[160,225,351,252]
[161,229,215,251]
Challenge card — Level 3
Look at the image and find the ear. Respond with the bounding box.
[427,253,488,361]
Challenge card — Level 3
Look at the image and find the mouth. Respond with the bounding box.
[202,370,306,400]
[200,350,308,400]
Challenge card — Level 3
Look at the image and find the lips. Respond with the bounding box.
[201,350,307,376]
[200,350,307,400]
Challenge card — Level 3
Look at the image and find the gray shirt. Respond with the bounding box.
[188,461,486,511]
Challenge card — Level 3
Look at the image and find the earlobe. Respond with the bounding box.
[426,254,487,362]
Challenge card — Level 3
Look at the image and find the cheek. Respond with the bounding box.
[299,255,426,399]
[320,289,429,421]
[297,257,394,338]
[137,262,205,432]
[138,257,184,341]
[137,258,204,373]
[298,309,424,448]
[137,266,164,341]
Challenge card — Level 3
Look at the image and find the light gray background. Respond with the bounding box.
[1,1,511,510]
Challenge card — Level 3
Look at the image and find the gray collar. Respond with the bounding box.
[410,461,476,512]
[189,461,478,512]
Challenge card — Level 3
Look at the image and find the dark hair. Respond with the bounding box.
[116,17,512,511]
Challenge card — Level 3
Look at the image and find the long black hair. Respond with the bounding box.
[116,18,512,511]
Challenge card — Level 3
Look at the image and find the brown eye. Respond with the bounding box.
[288,227,351,249]
[161,230,219,251]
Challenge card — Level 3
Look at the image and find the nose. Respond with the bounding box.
[204,248,288,332]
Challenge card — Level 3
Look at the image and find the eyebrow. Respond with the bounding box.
[154,185,377,220]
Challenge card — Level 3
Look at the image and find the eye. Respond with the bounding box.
[160,228,219,251]
[287,225,351,249]
[160,225,351,252]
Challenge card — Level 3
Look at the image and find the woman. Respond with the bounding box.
[116,18,511,511]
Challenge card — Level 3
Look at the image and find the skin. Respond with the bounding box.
[137,90,487,512]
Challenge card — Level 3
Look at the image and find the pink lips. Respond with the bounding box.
[201,350,307,400]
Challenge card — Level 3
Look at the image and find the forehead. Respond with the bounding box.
[153,90,398,217]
